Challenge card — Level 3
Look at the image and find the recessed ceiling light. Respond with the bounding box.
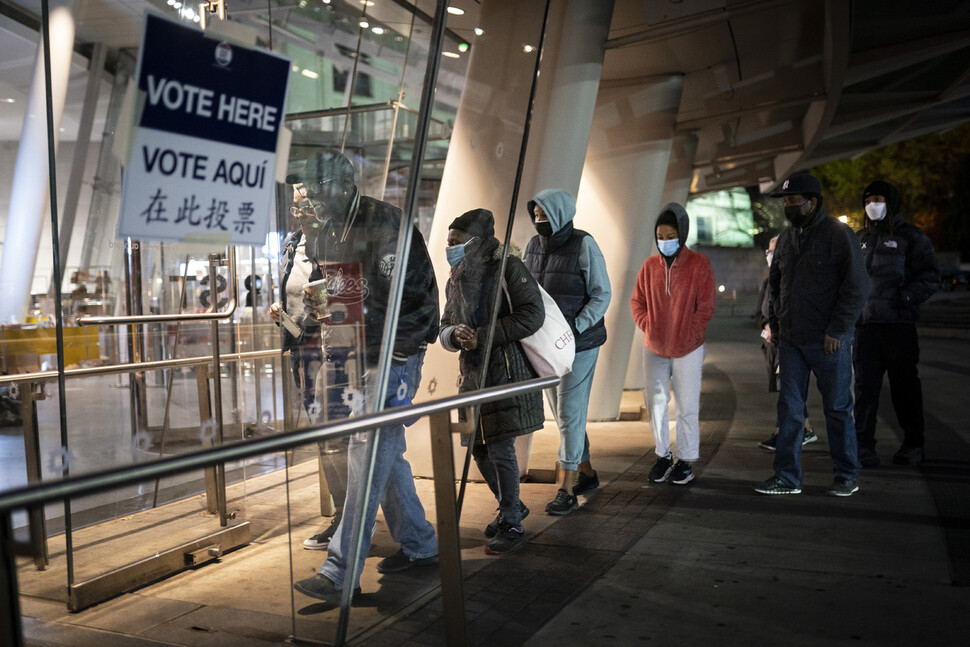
[523,44,534,53]
[2,98,14,103]
[474,27,484,36]
[447,6,464,15]
[301,69,319,79]
[372,27,384,34]
[360,20,369,28]
[442,51,459,58]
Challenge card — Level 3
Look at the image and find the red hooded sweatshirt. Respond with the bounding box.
[630,204,716,358]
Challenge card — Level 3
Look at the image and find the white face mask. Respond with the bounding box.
[865,202,888,221]
[766,252,774,267]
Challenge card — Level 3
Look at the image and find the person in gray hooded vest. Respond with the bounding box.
[523,189,611,515]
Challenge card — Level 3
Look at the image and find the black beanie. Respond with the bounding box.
[449,208,495,240]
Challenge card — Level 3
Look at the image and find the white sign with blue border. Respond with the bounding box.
[118,13,290,245]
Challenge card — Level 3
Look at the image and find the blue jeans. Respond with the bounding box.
[545,347,599,471]
[319,351,437,589]
[774,337,859,487]
[472,437,523,525]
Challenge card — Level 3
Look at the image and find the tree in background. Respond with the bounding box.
[943,154,970,262]
[810,122,970,250]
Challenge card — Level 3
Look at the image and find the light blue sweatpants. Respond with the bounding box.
[545,347,600,471]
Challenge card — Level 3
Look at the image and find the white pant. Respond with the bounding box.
[642,344,705,462]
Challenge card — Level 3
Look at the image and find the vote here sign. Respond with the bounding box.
[118,13,290,245]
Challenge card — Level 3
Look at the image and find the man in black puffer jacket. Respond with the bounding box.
[854,180,940,467]
[523,189,611,516]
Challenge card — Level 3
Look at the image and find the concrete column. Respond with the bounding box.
[0,3,75,323]
[624,132,698,390]
[578,75,685,420]
[513,0,614,237]
[408,0,549,477]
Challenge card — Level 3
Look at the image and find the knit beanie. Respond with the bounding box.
[449,209,495,239]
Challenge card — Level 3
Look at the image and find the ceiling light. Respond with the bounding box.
[523,44,534,53]
[447,6,464,15]
[372,26,384,34]
[301,69,319,79]
[442,51,459,58]
[457,42,469,52]
[360,20,369,28]
[359,1,374,5]
[474,27,484,36]
[2,98,14,104]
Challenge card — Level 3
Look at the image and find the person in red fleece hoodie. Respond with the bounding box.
[630,203,716,485]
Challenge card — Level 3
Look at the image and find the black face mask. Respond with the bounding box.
[535,221,553,237]
[784,201,814,228]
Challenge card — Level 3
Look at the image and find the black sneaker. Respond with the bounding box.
[376,548,439,574]
[758,433,778,451]
[857,445,880,467]
[484,523,525,554]
[826,477,859,497]
[648,455,674,483]
[669,460,694,485]
[892,445,924,466]
[753,475,801,495]
[303,517,340,550]
[760,431,816,451]
[484,501,529,538]
[545,488,578,515]
[574,470,600,494]
[293,574,360,603]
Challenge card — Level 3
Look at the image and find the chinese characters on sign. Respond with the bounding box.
[118,13,290,245]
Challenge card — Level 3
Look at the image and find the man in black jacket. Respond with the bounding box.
[854,180,940,467]
[293,149,441,604]
[754,172,869,497]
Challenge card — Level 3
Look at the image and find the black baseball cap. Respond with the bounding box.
[769,172,822,198]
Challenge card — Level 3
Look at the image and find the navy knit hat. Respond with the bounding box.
[449,209,495,239]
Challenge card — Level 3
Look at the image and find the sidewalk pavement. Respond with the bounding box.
[364,298,970,646]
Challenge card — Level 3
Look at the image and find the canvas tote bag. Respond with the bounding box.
[502,278,576,378]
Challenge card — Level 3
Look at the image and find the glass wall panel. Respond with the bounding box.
[4,0,551,643]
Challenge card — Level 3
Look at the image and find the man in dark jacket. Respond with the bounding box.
[293,149,441,604]
[523,189,611,515]
[854,180,940,467]
[755,172,869,497]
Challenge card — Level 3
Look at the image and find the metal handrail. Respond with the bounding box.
[0,348,283,387]
[0,376,559,513]
[76,249,237,326]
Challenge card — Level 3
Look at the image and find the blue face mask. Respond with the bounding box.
[657,238,680,256]
[445,237,476,267]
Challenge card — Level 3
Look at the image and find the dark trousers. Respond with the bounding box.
[472,438,524,526]
[853,323,925,449]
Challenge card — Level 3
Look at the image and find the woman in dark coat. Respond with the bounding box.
[439,208,544,554]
